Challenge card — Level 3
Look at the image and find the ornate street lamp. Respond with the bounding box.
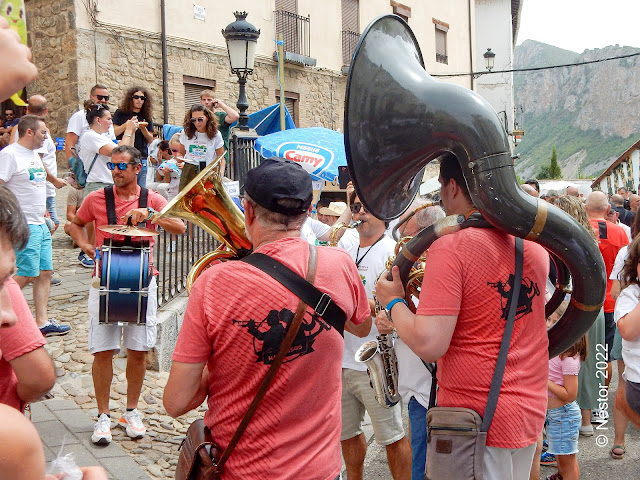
[483,48,496,72]
[222,11,261,130]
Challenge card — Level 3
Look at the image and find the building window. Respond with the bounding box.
[276,90,299,126]
[341,0,359,67]
[183,76,215,111]
[390,1,411,22]
[433,19,449,64]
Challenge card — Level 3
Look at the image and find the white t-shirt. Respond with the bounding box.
[179,130,224,166]
[300,217,331,245]
[610,245,629,281]
[79,130,114,184]
[614,284,640,382]
[36,135,57,197]
[66,109,115,158]
[157,159,181,199]
[0,143,47,224]
[343,234,396,371]
[148,138,160,167]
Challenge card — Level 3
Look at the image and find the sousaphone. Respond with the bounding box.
[345,15,606,356]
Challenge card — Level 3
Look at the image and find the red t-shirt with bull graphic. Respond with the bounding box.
[173,237,370,480]
[417,228,549,448]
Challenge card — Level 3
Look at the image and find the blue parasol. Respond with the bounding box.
[254,127,346,182]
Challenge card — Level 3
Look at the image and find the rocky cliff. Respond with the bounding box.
[513,40,640,179]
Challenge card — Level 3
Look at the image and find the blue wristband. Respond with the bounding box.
[385,297,408,313]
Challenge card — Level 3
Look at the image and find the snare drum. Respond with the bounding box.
[99,239,151,325]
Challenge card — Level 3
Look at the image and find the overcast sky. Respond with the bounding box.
[516,0,640,53]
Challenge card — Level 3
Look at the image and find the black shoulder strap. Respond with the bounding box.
[241,252,347,336]
[139,187,148,209]
[481,236,524,432]
[104,186,117,225]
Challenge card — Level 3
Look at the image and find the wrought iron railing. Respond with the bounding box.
[275,10,311,57]
[229,133,260,185]
[342,30,360,66]
[155,224,218,307]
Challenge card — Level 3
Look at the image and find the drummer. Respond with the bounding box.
[68,145,185,446]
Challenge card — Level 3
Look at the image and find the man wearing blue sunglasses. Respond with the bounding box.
[68,145,184,446]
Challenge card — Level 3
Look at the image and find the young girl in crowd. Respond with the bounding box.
[545,304,587,480]
[613,235,640,429]
[178,104,224,191]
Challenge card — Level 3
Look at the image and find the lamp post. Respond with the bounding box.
[473,48,496,79]
[483,48,495,72]
[222,11,261,131]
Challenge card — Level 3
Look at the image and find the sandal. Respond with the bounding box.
[610,444,626,459]
[546,473,563,480]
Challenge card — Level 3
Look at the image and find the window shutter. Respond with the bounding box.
[184,84,204,111]
[435,29,446,57]
[275,0,297,13]
[342,0,358,32]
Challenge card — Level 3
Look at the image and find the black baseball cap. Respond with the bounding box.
[244,157,312,215]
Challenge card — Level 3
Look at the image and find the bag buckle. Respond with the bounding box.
[315,293,331,317]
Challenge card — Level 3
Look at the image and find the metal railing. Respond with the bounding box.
[342,30,360,66]
[275,10,311,57]
[229,133,260,185]
[156,224,219,307]
[154,134,259,307]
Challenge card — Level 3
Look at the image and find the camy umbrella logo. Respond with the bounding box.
[277,142,334,177]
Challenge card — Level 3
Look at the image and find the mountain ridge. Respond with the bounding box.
[513,40,640,179]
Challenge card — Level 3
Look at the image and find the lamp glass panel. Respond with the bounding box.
[227,39,249,70]
[246,41,257,71]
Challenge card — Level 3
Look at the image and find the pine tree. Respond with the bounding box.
[549,146,563,179]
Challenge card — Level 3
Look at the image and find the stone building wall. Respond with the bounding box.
[75,27,347,132]
[25,0,79,161]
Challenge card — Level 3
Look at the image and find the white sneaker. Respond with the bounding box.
[579,424,594,436]
[91,414,112,445]
[119,409,146,439]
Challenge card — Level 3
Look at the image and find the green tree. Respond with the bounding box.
[549,146,563,179]
[537,146,563,179]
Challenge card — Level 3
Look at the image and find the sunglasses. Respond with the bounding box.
[170,148,180,153]
[96,95,109,101]
[190,117,206,123]
[132,95,146,100]
[350,202,367,214]
[106,162,138,171]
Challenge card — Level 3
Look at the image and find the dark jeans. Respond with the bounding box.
[137,158,148,188]
[604,311,615,360]
[408,396,428,480]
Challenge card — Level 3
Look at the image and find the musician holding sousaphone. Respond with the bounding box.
[68,145,185,446]
[375,154,550,479]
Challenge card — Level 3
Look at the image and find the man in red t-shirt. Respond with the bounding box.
[164,158,371,480]
[376,154,549,479]
[69,145,185,446]
[586,192,629,394]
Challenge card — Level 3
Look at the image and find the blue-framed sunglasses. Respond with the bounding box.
[106,162,139,171]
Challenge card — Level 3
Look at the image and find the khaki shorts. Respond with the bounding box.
[88,277,158,354]
[340,368,405,445]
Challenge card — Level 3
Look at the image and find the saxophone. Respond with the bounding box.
[354,277,402,408]
[328,220,362,247]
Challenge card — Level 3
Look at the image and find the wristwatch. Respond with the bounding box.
[385,297,408,322]
[146,207,156,221]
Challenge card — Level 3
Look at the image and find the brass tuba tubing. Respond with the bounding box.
[345,15,606,358]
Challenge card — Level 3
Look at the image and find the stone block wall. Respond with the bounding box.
[75,28,348,132]
[25,0,79,164]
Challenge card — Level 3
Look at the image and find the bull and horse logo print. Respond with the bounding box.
[233,309,331,365]
[487,273,540,320]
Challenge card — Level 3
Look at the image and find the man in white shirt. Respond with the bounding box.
[64,84,115,162]
[0,115,71,337]
[341,191,411,480]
